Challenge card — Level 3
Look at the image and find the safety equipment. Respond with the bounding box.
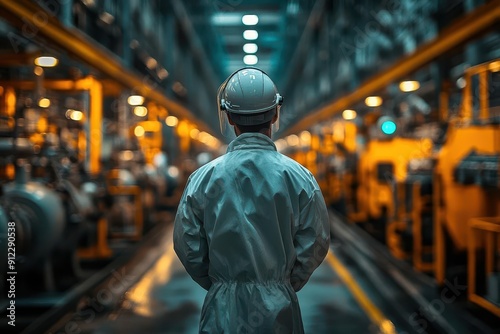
[174,132,330,333]
[217,68,283,137]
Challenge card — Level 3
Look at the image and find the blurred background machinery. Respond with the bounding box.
[0,0,498,332]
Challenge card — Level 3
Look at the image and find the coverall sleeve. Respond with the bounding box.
[290,188,330,292]
[173,182,212,290]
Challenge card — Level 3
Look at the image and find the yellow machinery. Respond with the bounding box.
[324,121,358,212]
[349,137,433,243]
[390,165,435,271]
[468,217,500,317]
[434,60,500,314]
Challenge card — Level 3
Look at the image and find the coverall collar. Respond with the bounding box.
[227,132,277,152]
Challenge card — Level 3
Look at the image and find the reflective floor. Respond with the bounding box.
[61,225,386,334]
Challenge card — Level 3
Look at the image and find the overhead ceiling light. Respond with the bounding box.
[243,43,258,53]
[399,80,420,92]
[38,97,50,108]
[243,30,258,40]
[242,15,259,25]
[157,68,169,80]
[127,95,144,106]
[365,96,383,107]
[134,125,145,137]
[243,55,258,65]
[342,109,357,120]
[68,109,83,121]
[145,57,157,70]
[34,56,58,67]
[134,106,148,117]
[165,116,178,127]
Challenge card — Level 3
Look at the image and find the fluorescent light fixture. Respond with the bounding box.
[243,30,258,40]
[399,80,420,92]
[342,109,357,120]
[34,56,58,67]
[243,55,258,65]
[134,106,148,117]
[242,15,259,25]
[243,43,258,53]
[365,96,383,107]
[165,116,178,127]
[127,95,144,106]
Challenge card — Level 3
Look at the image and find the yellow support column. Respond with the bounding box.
[479,70,489,120]
[89,77,103,176]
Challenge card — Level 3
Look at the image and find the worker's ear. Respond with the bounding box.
[227,113,235,126]
[271,112,278,124]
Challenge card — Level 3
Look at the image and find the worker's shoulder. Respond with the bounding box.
[277,153,315,177]
[189,155,224,179]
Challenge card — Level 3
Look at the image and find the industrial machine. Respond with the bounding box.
[349,137,433,243]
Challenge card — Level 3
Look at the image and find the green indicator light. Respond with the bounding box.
[381,121,397,135]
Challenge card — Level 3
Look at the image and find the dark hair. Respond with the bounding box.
[235,120,272,133]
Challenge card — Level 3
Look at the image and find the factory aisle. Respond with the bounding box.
[59,225,387,334]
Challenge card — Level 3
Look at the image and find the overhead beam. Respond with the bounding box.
[283,0,500,135]
[0,0,212,132]
[281,0,326,96]
[170,0,220,95]
[0,51,40,66]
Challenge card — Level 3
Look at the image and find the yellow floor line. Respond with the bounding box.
[326,251,397,334]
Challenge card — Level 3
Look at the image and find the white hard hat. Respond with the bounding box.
[217,68,283,137]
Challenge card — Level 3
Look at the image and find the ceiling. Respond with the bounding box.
[187,0,315,84]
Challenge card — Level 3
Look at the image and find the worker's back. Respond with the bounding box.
[174,132,330,333]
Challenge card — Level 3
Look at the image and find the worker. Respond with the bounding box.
[173,68,330,333]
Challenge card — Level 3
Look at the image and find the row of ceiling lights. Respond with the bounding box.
[341,80,421,121]
[242,15,259,66]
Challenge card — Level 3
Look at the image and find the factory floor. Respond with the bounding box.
[40,211,500,334]
[46,224,398,334]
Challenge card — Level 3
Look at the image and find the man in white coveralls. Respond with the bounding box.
[174,67,330,333]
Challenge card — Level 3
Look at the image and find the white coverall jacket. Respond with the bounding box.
[174,132,330,333]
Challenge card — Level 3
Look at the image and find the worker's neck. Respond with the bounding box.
[235,127,271,138]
